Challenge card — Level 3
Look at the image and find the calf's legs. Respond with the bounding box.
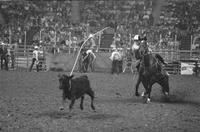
[86,89,95,111]
[69,97,76,111]
[80,96,84,110]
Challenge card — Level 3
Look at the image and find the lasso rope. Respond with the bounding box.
[70,27,110,76]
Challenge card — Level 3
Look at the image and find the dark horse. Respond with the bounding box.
[135,42,170,103]
[80,51,95,73]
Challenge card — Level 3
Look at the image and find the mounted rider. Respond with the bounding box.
[132,34,168,72]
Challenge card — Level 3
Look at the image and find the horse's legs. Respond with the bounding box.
[140,81,148,101]
[135,75,141,96]
[86,89,95,111]
[85,62,89,72]
[91,63,94,72]
[83,63,87,73]
[88,63,92,72]
[146,82,154,103]
[90,62,94,72]
[80,96,84,110]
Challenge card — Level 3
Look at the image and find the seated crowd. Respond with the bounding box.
[0,0,199,51]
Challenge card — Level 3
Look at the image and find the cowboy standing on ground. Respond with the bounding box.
[29,46,39,72]
[85,48,96,60]
[0,44,9,71]
[110,48,122,74]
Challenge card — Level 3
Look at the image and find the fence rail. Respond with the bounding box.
[7,46,200,75]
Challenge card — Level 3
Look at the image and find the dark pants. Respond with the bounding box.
[111,60,120,74]
[10,54,15,68]
[1,55,8,70]
[29,58,39,72]
[119,60,123,73]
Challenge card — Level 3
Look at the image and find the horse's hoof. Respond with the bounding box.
[146,98,151,103]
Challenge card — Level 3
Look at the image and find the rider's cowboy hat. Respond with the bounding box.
[133,35,141,41]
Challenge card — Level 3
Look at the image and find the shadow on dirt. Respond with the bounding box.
[34,111,75,119]
[153,94,200,107]
[34,110,121,120]
[83,113,121,120]
[96,97,142,104]
[96,94,200,108]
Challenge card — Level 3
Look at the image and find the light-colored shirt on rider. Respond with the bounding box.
[86,49,96,59]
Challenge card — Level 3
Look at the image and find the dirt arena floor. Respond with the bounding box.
[0,71,200,132]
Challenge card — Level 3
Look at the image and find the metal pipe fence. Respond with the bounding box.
[9,45,200,75]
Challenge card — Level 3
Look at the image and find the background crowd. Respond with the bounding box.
[0,0,200,51]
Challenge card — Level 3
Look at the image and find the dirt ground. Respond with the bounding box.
[0,71,200,132]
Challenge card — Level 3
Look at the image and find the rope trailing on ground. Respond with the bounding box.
[70,27,110,76]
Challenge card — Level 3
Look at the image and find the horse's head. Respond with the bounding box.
[138,41,149,58]
[58,74,74,90]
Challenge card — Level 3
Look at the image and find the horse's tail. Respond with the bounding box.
[155,54,167,65]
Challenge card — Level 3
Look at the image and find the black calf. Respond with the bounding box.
[58,74,95,111]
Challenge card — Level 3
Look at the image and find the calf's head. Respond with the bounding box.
[58,74,74,90]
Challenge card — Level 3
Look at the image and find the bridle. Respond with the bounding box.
[138,44,149,59]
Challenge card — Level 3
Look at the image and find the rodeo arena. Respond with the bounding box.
[0,0,200,131]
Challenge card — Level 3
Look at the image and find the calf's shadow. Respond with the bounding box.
[34,110,75,119]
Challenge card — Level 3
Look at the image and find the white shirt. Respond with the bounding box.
[33,50,39,60]
[86,49,96,59]
[132,42,140,50]
[110,51,121,61]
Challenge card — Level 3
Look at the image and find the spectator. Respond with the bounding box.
[29,46,39,72]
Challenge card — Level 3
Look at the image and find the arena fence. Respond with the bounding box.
[13,45,46,71]
[11,46,200,75]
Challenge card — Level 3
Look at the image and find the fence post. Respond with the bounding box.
[190,35,193,58]
[97,33,102,52]
[26,47,29,72]
[43,46,46,71]
[24,31,27,56]
[16,44,18,70]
